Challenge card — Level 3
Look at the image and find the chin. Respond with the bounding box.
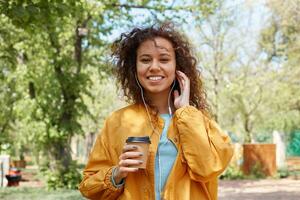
[144,87,169,95]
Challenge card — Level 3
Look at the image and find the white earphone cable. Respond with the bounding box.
[135,74,176,200]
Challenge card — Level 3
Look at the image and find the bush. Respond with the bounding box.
[276,167,290,178]
[220,165,244,180]
[245,163,266,179]
[41,161,82,190]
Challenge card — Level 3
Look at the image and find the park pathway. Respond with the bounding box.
[18,168,300,200]
[219,179,300,200]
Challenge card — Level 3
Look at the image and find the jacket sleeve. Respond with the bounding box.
[175,106,233,182]
[79,120,123,199]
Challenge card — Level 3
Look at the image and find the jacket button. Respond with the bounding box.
[174,138,178,143]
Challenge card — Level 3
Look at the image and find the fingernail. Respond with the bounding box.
[139,161,143,164]
[139,153,143,156]
[132,146,137,149]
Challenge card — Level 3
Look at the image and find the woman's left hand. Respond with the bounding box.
[173,70,190,109]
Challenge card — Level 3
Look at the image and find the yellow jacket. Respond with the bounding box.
[79,104,233,200]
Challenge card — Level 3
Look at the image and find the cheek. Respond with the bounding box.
[136,61,150,75]
[136,66,144,77]
[169,73,176,84]
[136,67,146,86]
[168,65,176,79]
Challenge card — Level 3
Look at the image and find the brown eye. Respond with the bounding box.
[141,58,151,63]
[160,58,170,63]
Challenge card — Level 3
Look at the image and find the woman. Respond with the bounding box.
[79,23,233,200]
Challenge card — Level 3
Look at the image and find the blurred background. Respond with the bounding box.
[0,0,299,199]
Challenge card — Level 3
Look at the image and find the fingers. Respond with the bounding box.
[119,151,143,160]
[176,70,190,89]
[119,144,143,168]
[122,144,138,153]
[176,72,184,93]
[114,144,143,180]
[119,158,143,168]
[174,70,190,108]
[176,70,190,95]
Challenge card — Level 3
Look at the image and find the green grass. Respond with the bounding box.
[0,187,86,200]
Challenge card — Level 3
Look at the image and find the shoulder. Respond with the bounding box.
[101,104,147,144]
[106,104,145,123]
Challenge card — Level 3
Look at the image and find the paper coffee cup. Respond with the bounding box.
[126,136,151,169]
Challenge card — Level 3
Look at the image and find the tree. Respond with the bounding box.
[193,0,237,123]
[0,14,23,154]
[260,0,300,132]
[192,0,292,143]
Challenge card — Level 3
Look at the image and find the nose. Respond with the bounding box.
[149,59,161,71]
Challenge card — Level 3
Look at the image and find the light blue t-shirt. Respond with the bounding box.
[155,114,178,200]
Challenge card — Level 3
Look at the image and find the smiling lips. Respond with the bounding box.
[147,76,164,81]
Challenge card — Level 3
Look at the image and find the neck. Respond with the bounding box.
[146,91,173,114]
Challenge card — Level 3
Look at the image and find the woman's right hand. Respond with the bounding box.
[113,144,143,184]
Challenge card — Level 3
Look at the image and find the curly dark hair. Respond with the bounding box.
[112,22,209,113]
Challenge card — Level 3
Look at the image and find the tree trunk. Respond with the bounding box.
[244,115,253,143]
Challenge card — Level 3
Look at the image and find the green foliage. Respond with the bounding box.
[247,163,266,179]
[41,161,82,190]
[258,0,300,137]
[221,163,269,180]
[220,165,244,180]
[255,132,272,143]
[193,0,300,144]
[0,15,22,153]
[276,167,290,179]
[0,0,87,32]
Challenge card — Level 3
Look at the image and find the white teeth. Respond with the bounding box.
[148,76,163,80]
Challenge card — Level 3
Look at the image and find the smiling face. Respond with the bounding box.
[136,37,176,98]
